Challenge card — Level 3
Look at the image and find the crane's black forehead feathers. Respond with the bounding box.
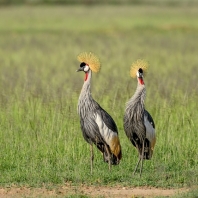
[80,62,86,67]
[138,68,143,74]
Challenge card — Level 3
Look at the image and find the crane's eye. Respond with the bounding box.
[80,62,86,67]
[138,68,143,74]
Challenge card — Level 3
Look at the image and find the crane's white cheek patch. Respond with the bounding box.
[84,65,89,72]
[144,116,156,149]
[95,113,120,155]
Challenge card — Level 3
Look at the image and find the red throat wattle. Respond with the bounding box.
[84,73,88,81]
[138,77,144,85]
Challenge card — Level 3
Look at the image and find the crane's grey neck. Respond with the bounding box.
[125,82,146,120]
[78,70,96,117]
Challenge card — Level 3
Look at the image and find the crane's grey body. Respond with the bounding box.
[78,69,122,171]
[124,77,156,175]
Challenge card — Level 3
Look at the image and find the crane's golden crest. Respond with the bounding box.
[77,52,101,73]
[130,59,148,78]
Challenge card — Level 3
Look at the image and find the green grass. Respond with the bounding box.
[174,188,198,198]
[0,4,198,193]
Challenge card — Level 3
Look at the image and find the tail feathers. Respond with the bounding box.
[96,143,121,165]
[139,138,155,160]
[103,148,121,165]
[109,136,122,161]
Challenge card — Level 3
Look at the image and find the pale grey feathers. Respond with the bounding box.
[78,70,119,164]
[124,84,146,143]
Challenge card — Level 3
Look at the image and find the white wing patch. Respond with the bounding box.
[144,115,156,142]
[95,113,117,146]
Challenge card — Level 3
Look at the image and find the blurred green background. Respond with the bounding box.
[0,0,198,5]
[0,1,197,197]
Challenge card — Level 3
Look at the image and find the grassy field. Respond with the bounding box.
[0,4,198,197]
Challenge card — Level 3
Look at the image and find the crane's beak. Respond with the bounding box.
[76,67,84,72]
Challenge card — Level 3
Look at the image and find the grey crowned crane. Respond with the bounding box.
[124,60,156,177]
[76,52,122,174]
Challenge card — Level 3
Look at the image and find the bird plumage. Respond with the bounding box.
[77,52,122,173]
[123,60,156,176]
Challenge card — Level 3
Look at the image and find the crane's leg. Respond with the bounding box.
[133,142,145,176]
[90,144,94,174]
[139,142,145,177]
[133,142,141,175]
[104,144,111,171]
[133,158,141,175]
